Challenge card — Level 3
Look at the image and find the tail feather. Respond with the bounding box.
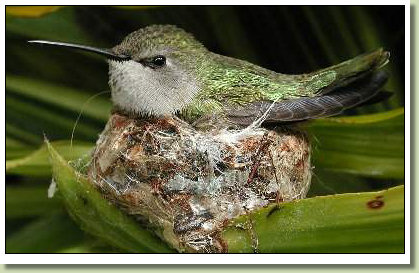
[313,48,390,95]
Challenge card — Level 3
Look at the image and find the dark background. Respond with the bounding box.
[6,6,405,108]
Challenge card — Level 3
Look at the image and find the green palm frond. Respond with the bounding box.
[5,6,405,253]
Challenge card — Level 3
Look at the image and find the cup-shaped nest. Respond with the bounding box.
[88,113,312,253]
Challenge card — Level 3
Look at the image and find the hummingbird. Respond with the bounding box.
[29,25,390,126]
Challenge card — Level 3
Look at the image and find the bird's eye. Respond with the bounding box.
[151,55,166,67]
[139,55,167,69]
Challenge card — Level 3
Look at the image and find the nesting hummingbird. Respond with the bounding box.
[29,25,390,125]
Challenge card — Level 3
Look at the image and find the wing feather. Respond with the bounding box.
[227,71,389,125]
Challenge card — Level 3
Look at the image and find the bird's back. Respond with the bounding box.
[184,49,390,125]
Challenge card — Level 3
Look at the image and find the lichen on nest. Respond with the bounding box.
[88,112,312,253]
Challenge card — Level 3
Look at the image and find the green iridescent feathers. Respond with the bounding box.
[112,25,390,122]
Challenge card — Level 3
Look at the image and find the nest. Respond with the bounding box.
[88,112,312,253]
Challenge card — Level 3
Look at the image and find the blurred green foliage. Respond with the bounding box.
[5,6,405,253]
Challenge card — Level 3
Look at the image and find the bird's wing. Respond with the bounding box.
[226,71,389,125]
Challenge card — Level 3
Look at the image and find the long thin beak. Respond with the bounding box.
[28,40,130,61]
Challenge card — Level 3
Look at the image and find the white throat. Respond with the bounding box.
[108,60,199,116]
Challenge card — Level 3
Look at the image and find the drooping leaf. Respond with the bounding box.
[47,141,174,253]
[6,140,93,177]
[307,108,404,179]
[222,185,404,253]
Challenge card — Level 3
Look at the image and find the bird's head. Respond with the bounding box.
[109,25,208,116]
[30,25,208,117]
